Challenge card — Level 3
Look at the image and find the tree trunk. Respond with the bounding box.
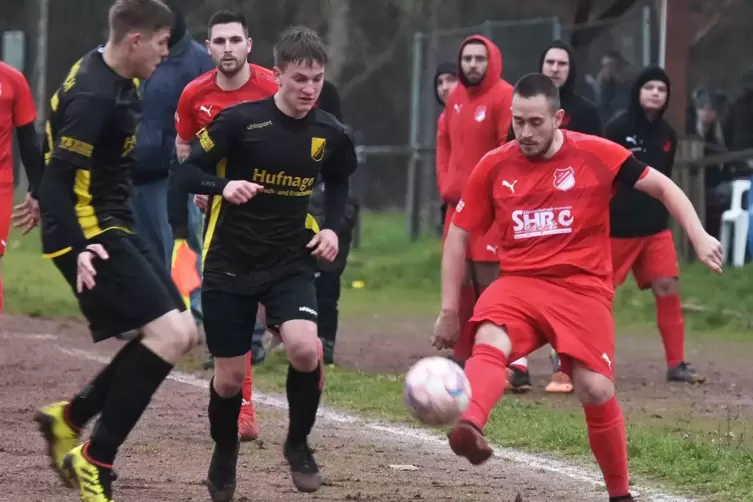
[322,0,350,85]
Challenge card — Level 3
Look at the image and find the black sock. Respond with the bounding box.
[286,362,322,446]
[66,336,143,430]
[85,342,173,467]
[208,377,242,449]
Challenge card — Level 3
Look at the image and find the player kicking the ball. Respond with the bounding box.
[432,73,722,502]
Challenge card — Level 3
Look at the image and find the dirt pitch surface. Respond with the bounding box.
[2,313,749,502]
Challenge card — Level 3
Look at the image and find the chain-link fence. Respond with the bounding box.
[398,7,654,238]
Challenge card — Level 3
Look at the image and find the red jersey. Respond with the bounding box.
[175,63,277,141]
[437,35,513,205]
[453,130,647,297]
[0,62,36,184]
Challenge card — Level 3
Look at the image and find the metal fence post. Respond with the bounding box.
[352,145,366,249]
[407,31,424,240]
[551,15,561,40]
[481,20,493,39]
[641,5,651,66]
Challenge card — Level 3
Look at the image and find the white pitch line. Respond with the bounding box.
[54,344,694,502]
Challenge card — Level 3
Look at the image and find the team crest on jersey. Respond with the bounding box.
[474,106,487,122]
[553,167,575,191]
[311,137,326,161]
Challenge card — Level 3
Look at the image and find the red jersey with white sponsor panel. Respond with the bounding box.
[0,61,36,184]
[453,130,643,298]
[175,63,277,141]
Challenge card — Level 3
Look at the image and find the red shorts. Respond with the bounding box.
[611,229,679,290]
[444,203,498,262]
[0,184,12,256]
[470,276,615,379]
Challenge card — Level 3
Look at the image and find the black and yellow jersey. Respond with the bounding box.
[38,47,140,257]
[170,96,357,284]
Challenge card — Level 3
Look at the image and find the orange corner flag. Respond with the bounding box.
[171,239,201,309]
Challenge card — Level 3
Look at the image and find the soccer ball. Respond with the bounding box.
[404,357,471,426]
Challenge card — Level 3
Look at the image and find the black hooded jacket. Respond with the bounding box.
[507,40,602,141]
[607,65,677,238]
[543,40,603,135]
[434,62,457,106]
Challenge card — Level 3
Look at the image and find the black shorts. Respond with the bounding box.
[53,230,186,342]
[202,269,318,358]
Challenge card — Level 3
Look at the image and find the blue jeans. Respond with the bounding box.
[131,179,172,272]
[132,180,205,324]
[187,200,204,324]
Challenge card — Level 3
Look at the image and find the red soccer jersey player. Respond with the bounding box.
[175,63,276,145]
[173,11,277,443]
[0,61,43,313]
[433,74,721,502]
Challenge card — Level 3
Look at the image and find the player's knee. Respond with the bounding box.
[474,322,512,357]
[214,358,246,396]
[287,341,319,372]
[141,310,198,362]
[651,277,678,297]
[284,322,320,372]
[572,365,614,405]
[174,312,199,353]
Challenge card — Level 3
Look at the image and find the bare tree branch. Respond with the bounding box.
[339,7,413,99]
[691,0,740,46]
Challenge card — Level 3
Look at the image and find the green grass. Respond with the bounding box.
[6,211,753,332]
[180,350,753,502]
[6,212,753,500]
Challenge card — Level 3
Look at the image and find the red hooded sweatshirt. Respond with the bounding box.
[436,35,513,206]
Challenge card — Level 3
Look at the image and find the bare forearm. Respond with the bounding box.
[440,225,469,312]
[657,178,706,242]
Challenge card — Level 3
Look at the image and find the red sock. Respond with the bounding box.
[656,294,685,368]
[583,397,629,498]
[452,285,476,362]
[240,352,253,413]
[459,344,508,430]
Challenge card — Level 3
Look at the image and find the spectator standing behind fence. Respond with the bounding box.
[688,88,735,239]
[505,39,603,395]
[607,65,705,384]
[434,62,458,232]
[593,50,632,125]
[436,35,513,368]
[130,1,213,287]
[726,67,753,258]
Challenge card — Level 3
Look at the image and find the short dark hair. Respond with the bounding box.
[274,26,328,70]
[207,11,248,38]
[514,73,560,111]
[108,0,174,43]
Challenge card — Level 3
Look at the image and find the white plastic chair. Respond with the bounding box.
[719,179,751,267]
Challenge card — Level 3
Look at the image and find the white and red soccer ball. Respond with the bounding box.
[403,357,471,426]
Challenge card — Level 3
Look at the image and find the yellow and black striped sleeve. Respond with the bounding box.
[38,94,113,253]
[168,106,238,239]
[50,93,113,170]
[173,106,239,194]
